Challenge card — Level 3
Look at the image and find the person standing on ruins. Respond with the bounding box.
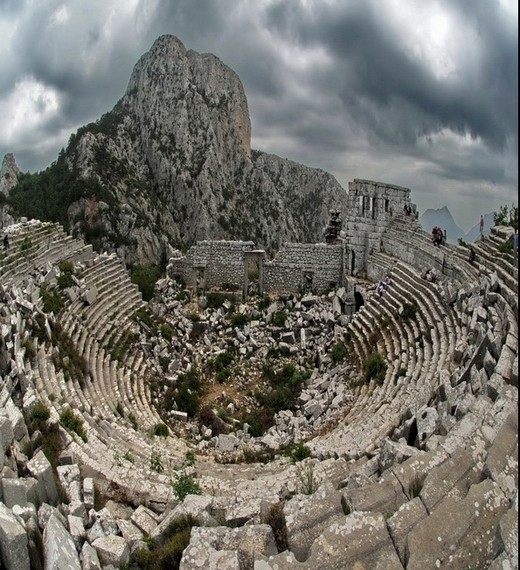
[480,215,484,235]
[3,234,9,250]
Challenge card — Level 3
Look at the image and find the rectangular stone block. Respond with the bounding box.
[26,450,58,506]
[1,478,28,509]
[3,400,27,441]
[0,413,14,452]
[0,502,30,570]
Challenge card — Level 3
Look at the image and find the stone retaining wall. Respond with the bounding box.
[264,243,344,293]
[168,179,423,289]
[169,241,346,294]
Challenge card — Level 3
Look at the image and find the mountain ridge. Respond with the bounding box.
[4,35,348,266]
[419,206,495,243]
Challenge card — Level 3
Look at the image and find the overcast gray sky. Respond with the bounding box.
[0,0,517,231]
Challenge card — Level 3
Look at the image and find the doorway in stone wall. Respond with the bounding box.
[244,251,264,299]
[195,266,206,292]
[302,271,314,293]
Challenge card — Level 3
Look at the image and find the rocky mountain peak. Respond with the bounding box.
[0,153,21,196]
[9,36,347,266]
[125,34,251,158]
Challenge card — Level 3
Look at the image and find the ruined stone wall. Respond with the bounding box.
[263,243,344,293]
[166,179,423,290]
[169,241,255,289]
[344,179,415,275]
[168,241,345,294]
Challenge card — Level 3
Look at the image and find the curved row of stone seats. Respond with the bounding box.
[0,220,91,287]
[311,226,518,464]
[30,337,187,509]
[380,214,455,274]
[379,213,487,287]
[472,227,518,310]
[258,253,517,569]
[311,278,429,458]
[0,226,191,509]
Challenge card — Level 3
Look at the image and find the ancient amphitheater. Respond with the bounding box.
[0,180,517,569]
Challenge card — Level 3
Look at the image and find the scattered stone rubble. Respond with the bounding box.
[149,277,359,454]
[0,218,517,569]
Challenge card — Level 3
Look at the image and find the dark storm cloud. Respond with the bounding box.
[0,0,516,228]
[264,0,517,152]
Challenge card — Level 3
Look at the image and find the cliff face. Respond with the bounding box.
[62,35,347,264]
[0,154,21,197]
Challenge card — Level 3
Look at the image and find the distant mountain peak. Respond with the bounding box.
[419,206,464,243]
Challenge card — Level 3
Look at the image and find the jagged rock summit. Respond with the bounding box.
[0,153,20,197]
[61,34,347,264]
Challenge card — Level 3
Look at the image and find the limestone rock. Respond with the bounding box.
[305,511,403,569]
[0,153,21,197]
[180,524,277,570]
[0,501,30,570]
[92,535,130,568]
[43,514,81,570]
[407,479,509,569]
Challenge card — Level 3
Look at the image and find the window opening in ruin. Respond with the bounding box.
[350,250,356,275]
[354,289,364,312]
[195,267,205,291]
[385,199,389,213]
[372,197,376,219]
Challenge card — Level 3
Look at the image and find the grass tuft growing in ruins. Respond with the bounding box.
[134,515,199,570]
[363,352,387,385]
[59,407,88,442]
[171,472,202,501]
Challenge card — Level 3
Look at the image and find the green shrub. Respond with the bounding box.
[205,291,226,309]
[57,260,75,289]
[23,339,36,360]
[152,422,169,437]
[297,463,319,495]
[134,308,155,328]
[494,203,518,229]
[40,286,65,314]
[30,400,51,423]
[160,323,175,341]
[263,503,288,552]
[115,402,125,417]
[330,342,347,363]
[271,311,287,327]
[363,352,387,385]
[150,450,164,473]
[230,313,250,327]
[20,235,33,253]
[39,422,64,469]
[400,303,418,321]
[176,388,199,418]
[172,472,202,501]
[59,407,88,442]
[128,412,138,430]
[287,442,312,462]
[134,515,198,570]
[130,264,161,301]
